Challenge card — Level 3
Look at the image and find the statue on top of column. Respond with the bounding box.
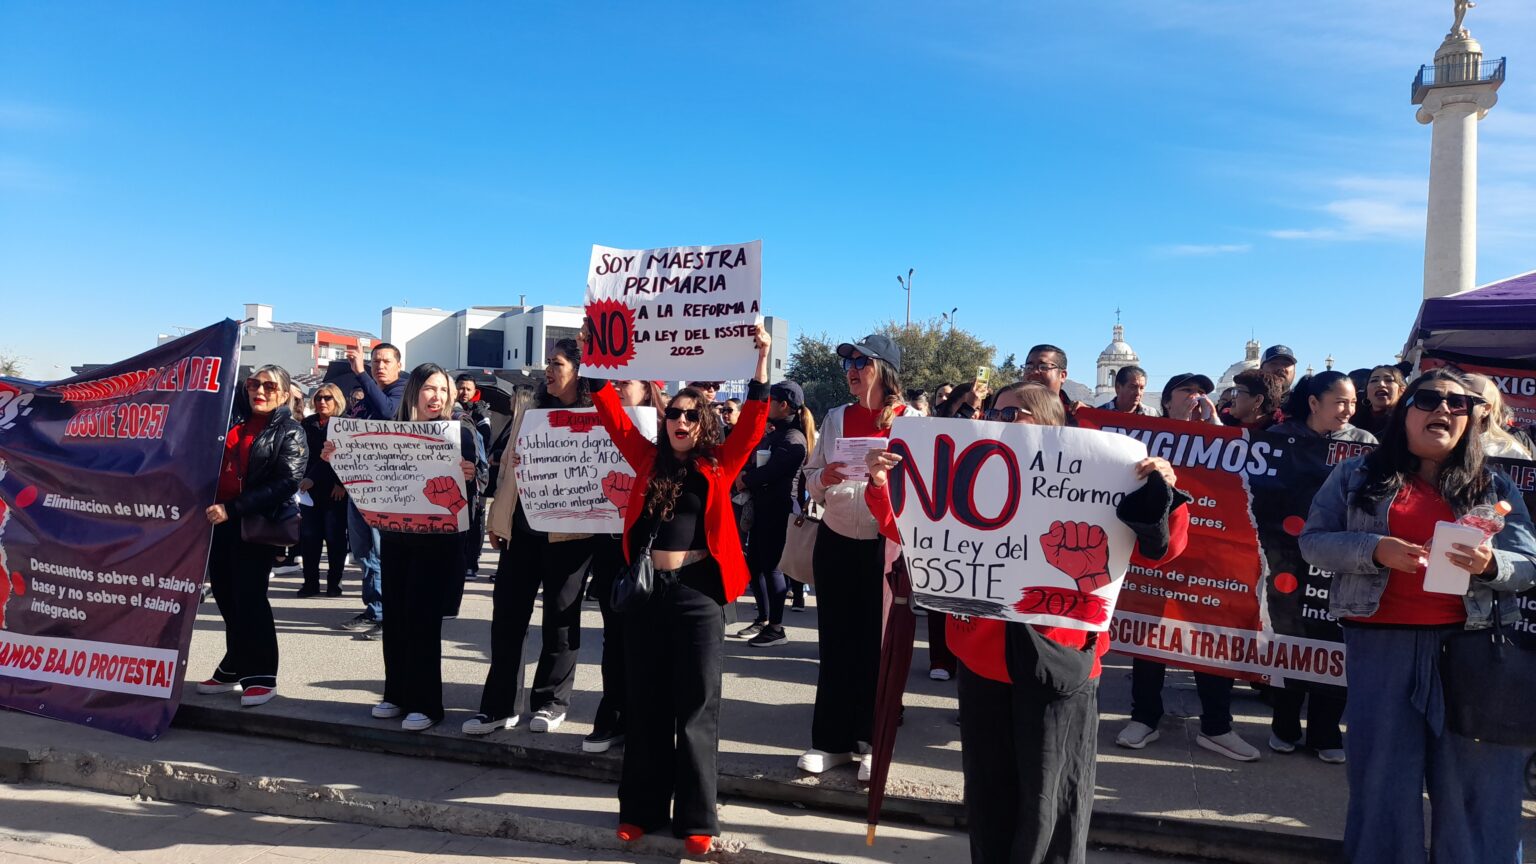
[1450,0,1476,39]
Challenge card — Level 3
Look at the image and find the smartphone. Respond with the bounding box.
[975,365,991,384]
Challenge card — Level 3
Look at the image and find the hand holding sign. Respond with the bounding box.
[1041,521,1112,592]
[424,476,467,516]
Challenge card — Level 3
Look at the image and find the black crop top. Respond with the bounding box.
[632,469,709,553]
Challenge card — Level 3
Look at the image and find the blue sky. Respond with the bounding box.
[2,1,1534,391]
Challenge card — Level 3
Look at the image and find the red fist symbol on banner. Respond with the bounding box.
[423,476,467,516]
[1039,521,1112,593]
[602,471,634,519]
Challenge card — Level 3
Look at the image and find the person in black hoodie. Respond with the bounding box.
[197,364,307,707]
[733,380,815,647]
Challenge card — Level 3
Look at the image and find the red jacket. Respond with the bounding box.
[592,379,769,604]
[866,479,1189,683]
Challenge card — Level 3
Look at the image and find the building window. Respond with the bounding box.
[467,328,504,369]
[524,328,534,368]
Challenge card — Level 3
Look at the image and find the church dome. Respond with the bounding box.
[1216,338,1263,393]
[1095,322,1140,400]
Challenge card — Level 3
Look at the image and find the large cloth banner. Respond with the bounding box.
[328,419,469,534]
[885,417,1148,632]
[583,240,762,381]
[515,407,657,533]
[0,321,239,739]
[1420,353,1536,429]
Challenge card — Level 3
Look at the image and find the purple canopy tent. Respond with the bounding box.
[1407,270,1536,362]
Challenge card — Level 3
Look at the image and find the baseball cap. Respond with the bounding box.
[1162,372,1216,402]
[836,334,902,370]
[770,380,805,408]
[1262,345,1297,365]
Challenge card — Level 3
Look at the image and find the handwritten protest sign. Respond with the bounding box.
[515,407,657,533]
[328,418,468,534]
[885,417,1147,631]
[583,241,762,381]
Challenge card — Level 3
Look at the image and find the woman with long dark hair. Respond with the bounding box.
[1300,367,1536,863]
[587,325,772,855]
[1353,365,1406,438]
[732,379,817,648]
[1272,371,1377,445]
[464,340,598,738]
[198,364,307,707]
[297,383,349,598]
[799,334,907,780]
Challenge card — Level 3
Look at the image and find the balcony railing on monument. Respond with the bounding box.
[1413,57,1506,104]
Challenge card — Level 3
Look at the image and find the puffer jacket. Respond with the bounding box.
[1299,455,1536,628]
[226,406,307,521]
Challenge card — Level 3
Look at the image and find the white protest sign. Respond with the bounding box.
[515,407,657,533]
[327,418,469,534]
[886,417,1149,631]
[583,240,762,381]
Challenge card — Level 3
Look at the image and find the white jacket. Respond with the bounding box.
[803,404,883,540]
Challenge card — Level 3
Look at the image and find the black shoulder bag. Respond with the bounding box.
[1441,595,1536,746]
[611,527,660,614]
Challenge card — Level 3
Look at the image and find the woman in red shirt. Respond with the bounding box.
[865,382,1190,864]
[587,325,771,857]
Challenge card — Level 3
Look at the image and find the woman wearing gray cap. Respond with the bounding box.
[798,334,906,780]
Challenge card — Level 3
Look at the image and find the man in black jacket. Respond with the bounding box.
[336,342,407,638]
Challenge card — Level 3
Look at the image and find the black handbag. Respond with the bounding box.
[611,528,660,614]
[1441,595,1536,746]
[240,505,301,548]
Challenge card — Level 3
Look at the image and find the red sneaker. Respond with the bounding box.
[616,823,645,842]
[684,835,713,855]
[195,678,239,695]
[240,686,276,706]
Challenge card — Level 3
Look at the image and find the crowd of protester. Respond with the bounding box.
[197,334,1536,862]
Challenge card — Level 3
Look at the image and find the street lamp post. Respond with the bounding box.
[941,307,958,333]
[896,268,914,329]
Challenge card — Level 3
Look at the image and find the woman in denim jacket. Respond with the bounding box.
[1300,367,1536,864]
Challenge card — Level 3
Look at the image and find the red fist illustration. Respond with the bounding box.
[602,471,634,519]
[1039,521,1112,593]
[423,476,467,516]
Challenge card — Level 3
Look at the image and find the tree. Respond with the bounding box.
[0,352,23,378]
[784,331,848,420]
[876,318,996,395]
[996,352,1020,383]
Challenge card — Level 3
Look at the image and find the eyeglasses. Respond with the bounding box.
[1407,390,1484,416]
[664,407,702,422]
[841,356,875,371]
[984,407,1033,423]
[314,395,335,404]
[1023,362,1062,373]
[717,406,738,415]
[244,379,283,395]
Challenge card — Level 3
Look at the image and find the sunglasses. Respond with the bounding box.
[984,407,1033,423]
[314,395,335,404]
[841,356,875,371]
[244,379,283,395]
[664,407,702,422]
[1407,390,1484,416]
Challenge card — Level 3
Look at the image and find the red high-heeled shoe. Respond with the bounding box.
[616,823,645,843]
[684,835,713,855]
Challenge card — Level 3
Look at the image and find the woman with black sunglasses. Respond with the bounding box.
[1300,368,1536,863]
[585,325,772,856]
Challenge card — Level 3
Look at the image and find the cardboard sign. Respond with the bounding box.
[515,407,657,533]
[886,417,1148,631]
[328,418,468,534]
[583,241,762,381]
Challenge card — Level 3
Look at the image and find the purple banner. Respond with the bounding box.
[0,321,239,739]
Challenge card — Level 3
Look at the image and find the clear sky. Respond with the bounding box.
[2,2,1533,391]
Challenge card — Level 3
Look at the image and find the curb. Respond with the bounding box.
[171,704,1342,864]
[0,742,818,864]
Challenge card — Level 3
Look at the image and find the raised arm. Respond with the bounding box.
[590,379,659,470]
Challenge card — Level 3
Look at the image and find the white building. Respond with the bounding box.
[1216,338,1263,394]
[1093,322,1141,401]
[161,303,377,384]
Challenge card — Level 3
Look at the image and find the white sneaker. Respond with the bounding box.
[1116,721,1160,749]
[462,713,519,736]
[857,752,873,782]
[401,713,436,732]
[1268,733,1298,754]
[796,748,855,773]
[371,701,402,719]
[530,709,566,733]
[1317,748,1347,764]
[928,668,951,681]
[1197,730,1261,762]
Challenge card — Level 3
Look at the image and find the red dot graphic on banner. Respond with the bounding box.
[1282,516,1306,537]
[1274,572,1298,594]
[14,486,37,508]
[583,299,637,370]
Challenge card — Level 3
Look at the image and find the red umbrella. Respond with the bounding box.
[865,549,918,845]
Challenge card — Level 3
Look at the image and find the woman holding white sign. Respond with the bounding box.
[584,324,772,856]
[798,333,907,780]
[865,381,1190,864]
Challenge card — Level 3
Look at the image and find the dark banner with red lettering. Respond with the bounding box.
[0,321,239,739]
[1420,352,1536,430]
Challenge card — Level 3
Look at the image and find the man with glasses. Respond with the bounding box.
[335,342,407,638]
[1023,344,1080,424]
[1098,365,1157,416]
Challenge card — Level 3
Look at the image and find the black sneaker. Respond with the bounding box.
[296,587,320,598]
[356,622,383,640]
[336,612,377,631]
[734,621,767,639]
[326,587,343,597]
[583,726,625,753]
[748,625,787,648]
[790,596,806,611]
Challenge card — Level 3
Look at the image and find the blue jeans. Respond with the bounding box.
[1342,625,1524,864]
[346,499,383,621]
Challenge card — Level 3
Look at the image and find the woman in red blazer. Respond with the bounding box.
[586,324,772,856]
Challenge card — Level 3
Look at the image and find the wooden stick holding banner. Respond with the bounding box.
[327,418,469,534]
[583,241,762,381]
[885,417,1148,631]
[516,407,657,533]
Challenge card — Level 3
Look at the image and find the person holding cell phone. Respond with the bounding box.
[1299,367,1536,863]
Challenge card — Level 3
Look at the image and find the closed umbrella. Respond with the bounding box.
[865,549,918,845]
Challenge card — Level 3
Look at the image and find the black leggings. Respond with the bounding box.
[207,520,279,688]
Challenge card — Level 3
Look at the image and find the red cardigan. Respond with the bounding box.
[866,478,1189,683]
[592,379,769,604]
